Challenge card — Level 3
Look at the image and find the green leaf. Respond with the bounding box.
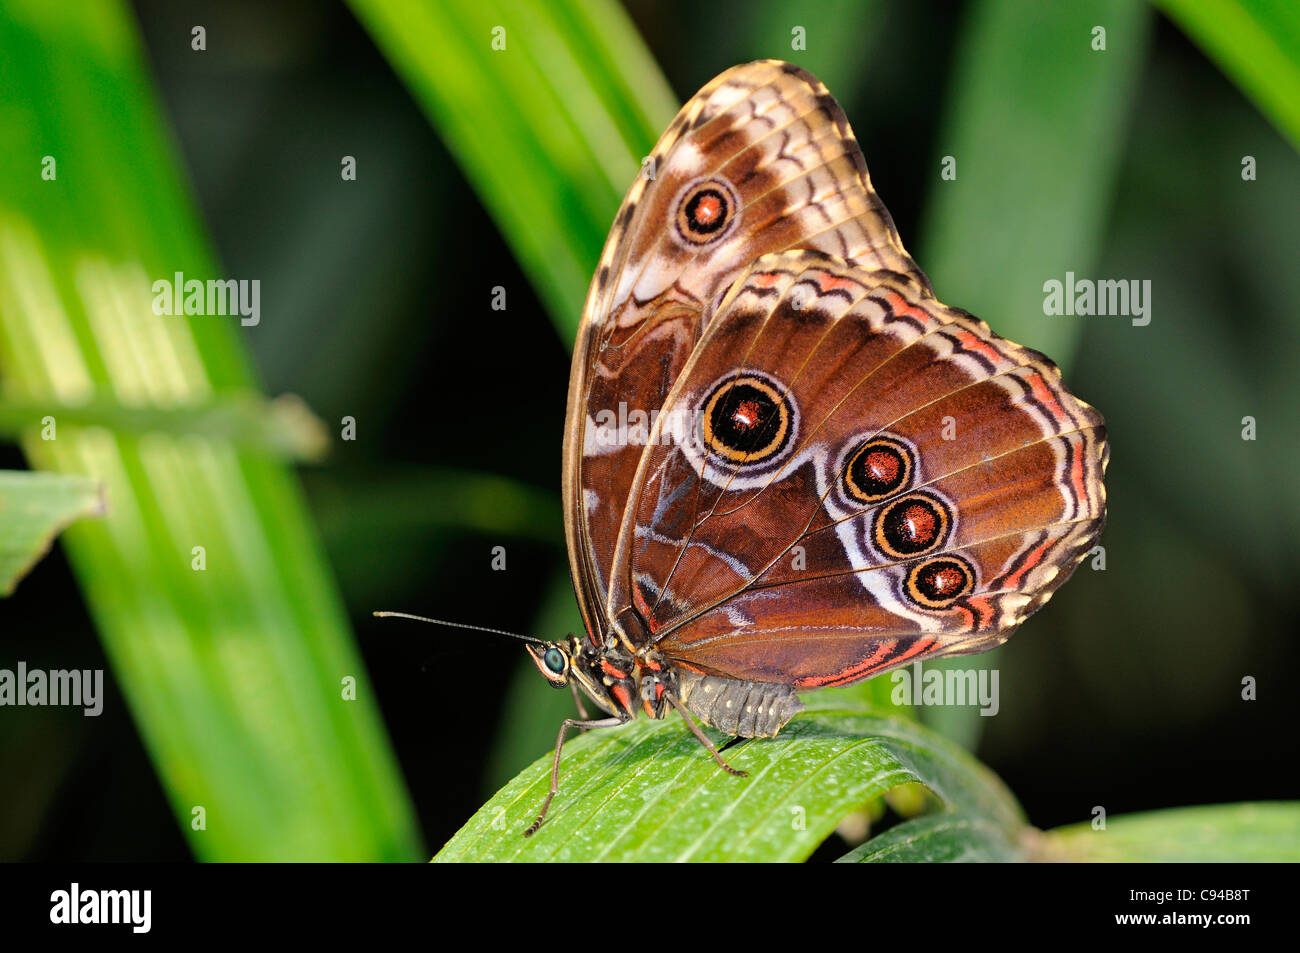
[1042,801,1300,862]
[435,698,1024,862]
[836,810,1027,862]
[0,394,329,462]
[0,470,104,596]
[0,0,420,860]
[1156,0,1300,152]
[347,0,676,340]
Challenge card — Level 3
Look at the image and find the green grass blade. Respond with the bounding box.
[920,0,1151,368]
[435,700,1024,862]
[0,394,328,461]
[1042,801,1300,861]
[0,471,104,595]
[1156,0,1300,151]
[0,0,420,860]
[347,0,676,340]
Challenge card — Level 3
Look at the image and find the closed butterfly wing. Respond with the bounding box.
[607,251,1108,687]
[564,60,931,639]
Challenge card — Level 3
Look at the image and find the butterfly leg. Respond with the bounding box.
[664,694,748,778]
[569,681,591,720]
[525,715,625,836]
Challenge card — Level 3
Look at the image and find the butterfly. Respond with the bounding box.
[522,60,1107,835]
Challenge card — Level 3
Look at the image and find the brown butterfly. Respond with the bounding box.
[515,60,1108,834]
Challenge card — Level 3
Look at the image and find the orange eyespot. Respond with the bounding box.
[905,555,975,609]
[673,177,740,247]
[844,436,914,503]
[872,492,952,560]
[700,374,795,465]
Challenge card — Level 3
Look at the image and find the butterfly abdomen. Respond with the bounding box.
[676,670,804,738]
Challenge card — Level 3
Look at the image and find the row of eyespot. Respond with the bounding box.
[700,374,973,608]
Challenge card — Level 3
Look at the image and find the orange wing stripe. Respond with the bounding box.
[795,636,938,688]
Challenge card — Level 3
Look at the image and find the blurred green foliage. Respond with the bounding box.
[1044,802,1300,861]
[1156,0,1300,150]
[0,472,103,595]
[0,0,420,860]
[348,0,677,337]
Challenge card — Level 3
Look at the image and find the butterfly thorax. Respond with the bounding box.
[527,631,803,738]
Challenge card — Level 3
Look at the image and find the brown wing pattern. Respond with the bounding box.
[607,251,1107,687]
[562,61,929,640]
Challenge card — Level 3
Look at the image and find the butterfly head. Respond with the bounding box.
[526,634,641,720]
[525,638,577,688]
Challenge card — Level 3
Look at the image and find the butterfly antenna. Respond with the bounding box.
[372,611,543,644]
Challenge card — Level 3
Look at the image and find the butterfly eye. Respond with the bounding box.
[905,555,976,609]
[871,492,952,559]
[844,436,914,503]
[700,373,796,466]
[543,648,567,674]
[673,177,740,247]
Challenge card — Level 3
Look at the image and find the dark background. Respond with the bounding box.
[2,0,1296,860]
